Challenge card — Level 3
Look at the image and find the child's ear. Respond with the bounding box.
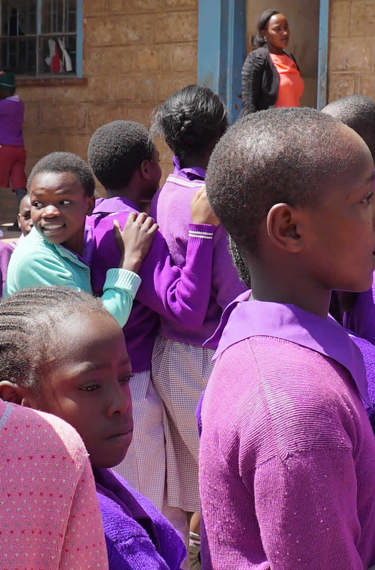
[0,381,24,405]
[266,203,304,253]
[139,159,153,181]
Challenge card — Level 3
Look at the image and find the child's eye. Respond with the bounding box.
[31,201,43,209]
[60,200,71,206]
[361,192,373,205]
[119,374,133,386]
[79,383,100,392]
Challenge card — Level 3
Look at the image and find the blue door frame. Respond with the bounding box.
[198,0,329,120]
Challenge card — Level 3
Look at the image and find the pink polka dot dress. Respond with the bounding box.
[0,399,108,569]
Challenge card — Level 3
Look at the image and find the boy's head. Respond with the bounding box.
[322,95,375,160]
[206,107,375,294]
[0,70,15,98]
[151,85,228,166]
[27,152,95,253]
[88,120,161,201]
[17,194,33,235]
[0,287,133,469]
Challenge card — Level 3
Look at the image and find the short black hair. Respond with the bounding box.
[151,85,227,162]
[0,287,108,390]
[322,95,375,159]
[28,152,95,197]
[253,9,281,47]
[88,120,154,191]
[206,107,367,255]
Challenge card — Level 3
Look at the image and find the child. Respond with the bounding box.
[0,71,27,209]
[149,86,246,530]
[199,107,375,568]
[17,192,33,235]
[5,152,157,328]
[0,240,13,296]
[0,286,186,569]
[322,95,375,343]
[88,120,218,532]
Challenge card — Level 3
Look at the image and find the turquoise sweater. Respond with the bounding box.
[5,227,140,328]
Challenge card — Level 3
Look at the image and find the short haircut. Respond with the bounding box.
[0,287,108,390]
[88,120,154,191]
[27,152,95,197]
[206,107,367,255]
[322,95,375,159]
[151,85,227,163]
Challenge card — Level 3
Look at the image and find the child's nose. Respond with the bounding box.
[107,382,132,417]
[43,204,60,217]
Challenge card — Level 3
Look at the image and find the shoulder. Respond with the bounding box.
[243,47,270,67]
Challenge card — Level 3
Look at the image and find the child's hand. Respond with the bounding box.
[191,186,220,226]
[113,212,158,274]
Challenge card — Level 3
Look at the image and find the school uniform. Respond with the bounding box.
[0,240,13,296]
[343,282,375,345]
[199,293,375,569]
[90,199,216,524]
[0,95,26,189]
[150,158,246,512]
[95,467,186,569]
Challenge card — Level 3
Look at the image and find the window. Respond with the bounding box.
[0,0,82,77]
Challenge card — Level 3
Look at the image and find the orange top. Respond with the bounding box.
[269,52,304,108]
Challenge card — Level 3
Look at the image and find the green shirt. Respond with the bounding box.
[5,227,140,328]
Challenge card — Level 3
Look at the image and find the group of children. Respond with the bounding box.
[2,82,375,569]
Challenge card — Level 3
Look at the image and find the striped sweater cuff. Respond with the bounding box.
[188,223,215,240]
[104,268,141,299]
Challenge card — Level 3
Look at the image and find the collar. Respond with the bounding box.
[30,226,90,269]
[172,155,206,182]
[93,195,139,214]
[209,293,369,404]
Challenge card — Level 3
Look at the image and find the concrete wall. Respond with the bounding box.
[328,0,375,102]
[246,0,319,108]
[17,0,198,197]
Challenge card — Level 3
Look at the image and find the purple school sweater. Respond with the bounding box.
[95,467,186,569]
[343,279,375,345]
[0,96,24,146]
[150,157,246,347]
[90,198,216,371]
[199,296,375,569]
[0,241,13,296]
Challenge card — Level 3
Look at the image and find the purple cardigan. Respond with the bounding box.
[199,297,375,569]
[150,157,246,347]
[0,96,24,146]
[0,241,14,296]
[90,199,216,371]
[95,467,186,569]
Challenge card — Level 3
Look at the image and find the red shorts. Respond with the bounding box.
[0,144,26,189]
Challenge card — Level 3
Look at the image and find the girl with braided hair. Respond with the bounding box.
[150,85,246,551]
[0,286,186,569]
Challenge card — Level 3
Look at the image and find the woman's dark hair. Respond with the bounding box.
[151,85,227,164]
[0,287,107,390]
[27,152,95,197]
[253,9,280,48]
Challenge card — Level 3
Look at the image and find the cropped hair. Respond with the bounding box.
[27,152,95,197]
[151,85,227,163]
[206,107,365,255]
[322,95,375,159]
[0,287,107,390]
[253,9,280,48]
[88,120,154,191]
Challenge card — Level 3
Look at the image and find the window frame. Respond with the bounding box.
[0,0,83,79]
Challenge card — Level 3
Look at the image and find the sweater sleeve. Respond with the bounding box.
[248,450,364,569]
[241,50,267,114]
[102,268,140,327]
[136,223,215,328]
[107,535,174,570]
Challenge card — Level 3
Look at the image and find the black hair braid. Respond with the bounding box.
[0,287,106,390]
[229,237,251,288]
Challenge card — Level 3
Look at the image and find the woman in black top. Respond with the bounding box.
[241,9,303,114]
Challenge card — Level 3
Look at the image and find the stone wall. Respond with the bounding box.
[18,0,198,195]
[328,0,375,102]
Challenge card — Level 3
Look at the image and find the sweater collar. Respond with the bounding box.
[209,292,369,404]
[93,195,139,214]
[172,155,206,182]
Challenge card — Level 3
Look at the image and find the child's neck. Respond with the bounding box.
[249,263,331,319]
[106,187,141,210]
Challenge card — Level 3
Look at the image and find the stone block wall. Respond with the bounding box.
[328,0,375,102]
[18,0,198,197]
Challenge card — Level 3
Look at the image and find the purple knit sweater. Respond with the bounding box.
[199,297,375,569]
